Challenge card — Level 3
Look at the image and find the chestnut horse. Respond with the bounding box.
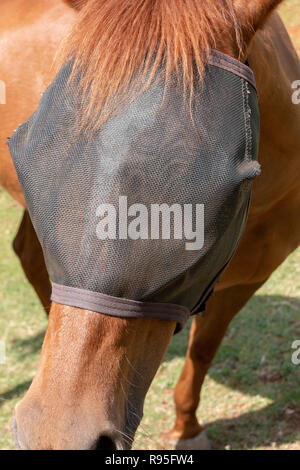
[1,0,299,450]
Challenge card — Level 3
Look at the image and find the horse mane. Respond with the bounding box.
[57,0,245,132]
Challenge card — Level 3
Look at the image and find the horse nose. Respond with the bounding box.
[91,433,125,450]
[92,435,117,450]
[13,413,126,450]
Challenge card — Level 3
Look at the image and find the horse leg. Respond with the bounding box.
[13,210,51,314]
[164,280,267,449]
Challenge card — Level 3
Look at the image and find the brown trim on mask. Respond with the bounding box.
[209,50,257,90]
[51,282,190,333]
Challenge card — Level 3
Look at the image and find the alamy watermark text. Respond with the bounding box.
[96,196,204,251]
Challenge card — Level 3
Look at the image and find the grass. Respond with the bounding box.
[0,190,48,450]
[279,0,300,52]
[1,1,300,451]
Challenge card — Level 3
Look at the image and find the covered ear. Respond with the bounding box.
[234,0,284,45]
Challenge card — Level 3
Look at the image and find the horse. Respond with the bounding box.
[0,0,299,450]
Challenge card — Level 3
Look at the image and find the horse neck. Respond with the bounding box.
[249,14,300,211]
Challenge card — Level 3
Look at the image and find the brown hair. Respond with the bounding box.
[57,0,282,132]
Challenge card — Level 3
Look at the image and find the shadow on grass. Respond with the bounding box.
[166,293,300,368]
[0,381,32,408]
[206,294,300,390]
[12,330,46,360]
[0,331,45,408]
[206,402,300,450]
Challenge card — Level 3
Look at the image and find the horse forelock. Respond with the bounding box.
[55,0,252,132]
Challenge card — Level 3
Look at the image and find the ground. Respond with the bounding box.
[0,1,300,451]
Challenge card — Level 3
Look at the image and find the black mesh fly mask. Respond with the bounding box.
[8,50,260,333]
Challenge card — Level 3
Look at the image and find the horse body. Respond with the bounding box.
[0,0,75,204]
[1,0,299,450]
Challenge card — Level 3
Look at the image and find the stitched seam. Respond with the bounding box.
[242,79,252,161]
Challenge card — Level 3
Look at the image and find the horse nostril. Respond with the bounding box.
[93,435,117,450]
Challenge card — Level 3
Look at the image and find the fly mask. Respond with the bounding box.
[8,50,260,333]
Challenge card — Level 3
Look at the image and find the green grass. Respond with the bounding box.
[1,2,300,450]
[134,251,300,450]
[0,189,48,449]
[279,1,300,54]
